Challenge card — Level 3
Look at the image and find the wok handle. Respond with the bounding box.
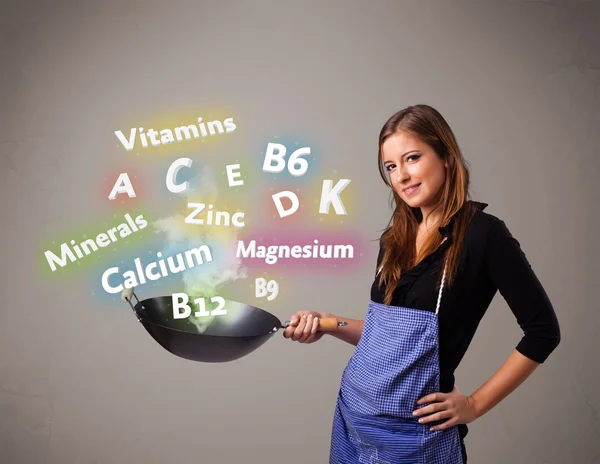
[317,317,343,331]
[121,287,134,303]
[282,317,343,332]
[121,287,141,321]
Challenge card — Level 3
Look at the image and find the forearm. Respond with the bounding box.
[469,349,540,418]
[320,312,364,346]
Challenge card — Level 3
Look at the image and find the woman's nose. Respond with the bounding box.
[395,166,408,183]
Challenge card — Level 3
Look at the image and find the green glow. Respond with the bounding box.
[36,209,155,281]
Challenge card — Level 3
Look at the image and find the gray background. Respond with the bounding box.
[1,1,599,463]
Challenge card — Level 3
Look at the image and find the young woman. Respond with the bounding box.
[283,104,561,463]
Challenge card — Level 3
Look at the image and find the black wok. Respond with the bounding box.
[121,288,345,362]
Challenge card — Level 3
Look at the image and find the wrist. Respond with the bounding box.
[467,394,483,419]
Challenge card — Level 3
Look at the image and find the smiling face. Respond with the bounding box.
[381,130,448,210]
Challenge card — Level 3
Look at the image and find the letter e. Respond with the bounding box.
[226,163,244,187]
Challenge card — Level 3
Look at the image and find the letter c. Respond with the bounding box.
[102,267,123,294]
[166,157,193,194]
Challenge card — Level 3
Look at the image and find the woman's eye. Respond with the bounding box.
[407,155,420,162]
[386,164,395,171]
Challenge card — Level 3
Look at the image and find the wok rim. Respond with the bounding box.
[133,296,284,338]
[136,314,281,338]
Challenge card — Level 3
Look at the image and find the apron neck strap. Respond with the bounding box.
[435,262,447,315]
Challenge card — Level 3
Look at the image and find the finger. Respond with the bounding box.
[416,393,444,405]
[283,325,299,339]
[300,316,318,343]
[292,320,307,341]
[429,417,457,431]
[299,314,315,342]
[417,409,453,425]
[305,316,319,343]
[291,314,308,341]
[412,402,447,417]
[283,314,300,338]
[283,322,295,338]
[282,325,294,339]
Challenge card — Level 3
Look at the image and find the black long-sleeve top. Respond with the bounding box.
[370,201,561,438]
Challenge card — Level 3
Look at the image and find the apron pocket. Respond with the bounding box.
[350,421,424,464]
[338,397,425,464]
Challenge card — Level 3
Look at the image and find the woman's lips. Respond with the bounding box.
[403,183,421,195]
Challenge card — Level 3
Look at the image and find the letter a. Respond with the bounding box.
[109,173,136,200]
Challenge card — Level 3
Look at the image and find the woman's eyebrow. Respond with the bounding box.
[401,150,419,159]
[384,150,419,165]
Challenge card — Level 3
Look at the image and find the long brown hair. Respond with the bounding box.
[376,104,479,306]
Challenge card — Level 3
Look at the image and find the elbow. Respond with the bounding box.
[553,322,561,348]
[547,317,562,354]
[517,321,561,363]
[540,320,562,362]
[544,331,561,360]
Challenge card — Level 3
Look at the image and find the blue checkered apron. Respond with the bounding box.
[330,264,464,463]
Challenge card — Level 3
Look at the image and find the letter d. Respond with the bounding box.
[272,191,299,218]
